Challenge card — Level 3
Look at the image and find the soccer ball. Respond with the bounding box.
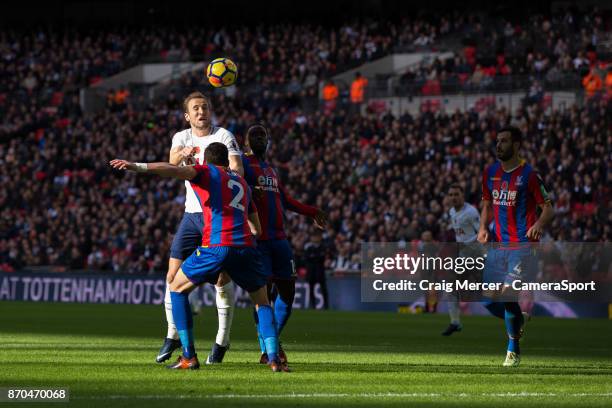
[206,58,238,88]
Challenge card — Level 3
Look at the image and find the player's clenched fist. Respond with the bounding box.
[178,146,198,164]
[179,146,198,158]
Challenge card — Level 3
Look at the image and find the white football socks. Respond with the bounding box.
[215,281,235,347]
[166,281,235,345]
[165,284,179,340]
[448,298,461,325]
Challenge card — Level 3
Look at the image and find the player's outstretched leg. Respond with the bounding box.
[166,269,200,370]
[161,210,203,362]
[503,302,524,367]
[156,282,181,363]
[206,275,235,364]
[442,292,462,336]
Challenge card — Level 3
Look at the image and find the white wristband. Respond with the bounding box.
[134,163,148,172]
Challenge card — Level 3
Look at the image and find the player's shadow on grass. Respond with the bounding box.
[287,362,612,375]
[7,355,612,375]
[5,337,611,361]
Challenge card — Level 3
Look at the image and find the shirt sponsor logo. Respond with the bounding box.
[257,171,280,193]
[492,188,517,206]
[258,175,278,188]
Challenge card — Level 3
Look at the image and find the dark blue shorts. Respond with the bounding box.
[258,239,296,280]
[170,213,203,260]
[181,246,267,293]
[483,245,537,285]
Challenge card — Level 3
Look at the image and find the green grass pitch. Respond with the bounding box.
[0,302,611,407]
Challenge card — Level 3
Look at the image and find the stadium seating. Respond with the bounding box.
[0,8,610,273]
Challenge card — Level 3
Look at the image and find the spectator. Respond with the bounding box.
[350,72,368,104]
[582,68,603,98]
[303,231,329,309]
[322,80,339,112]
[114,87,130,107]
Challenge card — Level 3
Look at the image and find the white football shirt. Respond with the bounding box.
[171,126,241,213]
[449,203,480,243]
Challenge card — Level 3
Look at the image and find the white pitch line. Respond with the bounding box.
[73,392,612,400]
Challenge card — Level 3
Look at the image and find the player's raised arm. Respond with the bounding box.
[229,154,244,177]
[169,130,198,165]
[169,146,198,166]
[222,129,244,176]
[109,159,197,180]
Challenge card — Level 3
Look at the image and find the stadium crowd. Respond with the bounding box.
[6,7,608,138]
[1,15,456,139]
[0,89,609,273]
[397,7,611,95]
[0,7,610,274]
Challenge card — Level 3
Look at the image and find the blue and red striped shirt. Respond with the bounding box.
[482,161,551,243]
[242,154,318,241]
[190,164,256,247]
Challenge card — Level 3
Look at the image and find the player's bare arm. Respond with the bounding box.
[169,146,197,165]
[109,160,197,180]
[478,200,491,244]
[248,210,262,237]
[229,154,244,177]
[526,202,554,241]
[279,183,328,229]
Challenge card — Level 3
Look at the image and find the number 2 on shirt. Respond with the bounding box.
[227,180,245,211]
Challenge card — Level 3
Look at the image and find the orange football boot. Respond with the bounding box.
[166,355,200,370]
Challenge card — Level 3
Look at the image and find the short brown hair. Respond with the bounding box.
[183,91,211,112]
